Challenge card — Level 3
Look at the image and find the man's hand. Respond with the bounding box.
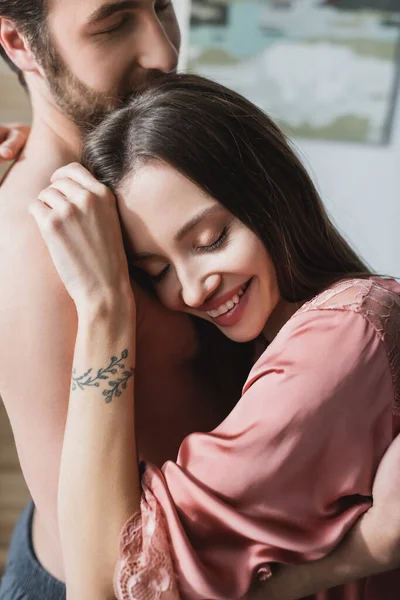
[0,124,30,162]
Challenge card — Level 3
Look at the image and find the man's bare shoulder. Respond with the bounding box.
[0,140,72,213]
[0,148,68,257]
[0,162,71,316]
[0,150,53,215]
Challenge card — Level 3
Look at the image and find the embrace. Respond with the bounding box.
[0,2,400,600]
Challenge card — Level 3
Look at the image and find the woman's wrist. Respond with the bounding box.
[76,286,136,328]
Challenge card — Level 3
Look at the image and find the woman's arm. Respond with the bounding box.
[59,305,140,600]
[29,163,142,600]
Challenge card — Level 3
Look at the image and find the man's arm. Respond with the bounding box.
[248,516,397,600]
[249,432,400,599]
[0,211,76,556]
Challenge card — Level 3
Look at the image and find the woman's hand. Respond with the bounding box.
[0,124,30,162]
[28,162,134,316]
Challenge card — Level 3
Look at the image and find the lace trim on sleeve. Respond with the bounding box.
[113,483,180,600]
[296,278,400,416]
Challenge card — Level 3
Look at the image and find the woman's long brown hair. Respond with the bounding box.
[83,73,372,304]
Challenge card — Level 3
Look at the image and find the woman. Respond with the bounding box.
[28,74,400,599]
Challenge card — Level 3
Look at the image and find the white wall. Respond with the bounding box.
[174,0,400,277]
[294,95,400,277]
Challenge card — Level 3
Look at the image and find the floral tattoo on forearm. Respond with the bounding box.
[71,349,135,404]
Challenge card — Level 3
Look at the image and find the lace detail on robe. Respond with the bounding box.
[113,479,180,600]
[295,278,400,416]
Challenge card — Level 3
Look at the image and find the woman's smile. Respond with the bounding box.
[118,163,282,343]
[200,278,253,327]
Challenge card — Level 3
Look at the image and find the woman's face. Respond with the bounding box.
[118,162,281,343]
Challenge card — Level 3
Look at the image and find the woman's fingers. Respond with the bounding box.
[49,177,101,212]
[33,175,103,222]
[51,163,112,201]
[29,187,72,231]
[28,169,133,311]
[37,186,70,211]
[0,125,30,162]
[28,198,50,221]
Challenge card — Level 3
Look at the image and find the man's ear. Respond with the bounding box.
[0,18,39,74]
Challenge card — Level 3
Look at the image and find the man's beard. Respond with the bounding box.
[38,34,167,133]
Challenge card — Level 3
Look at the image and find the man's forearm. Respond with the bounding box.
[249,511,399,600]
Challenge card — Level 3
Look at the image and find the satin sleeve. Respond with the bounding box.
[114,308,394,600]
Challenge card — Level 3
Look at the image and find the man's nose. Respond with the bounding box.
[136,16,179,73]
[181,274,221,309]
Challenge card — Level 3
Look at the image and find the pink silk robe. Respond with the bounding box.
[114,278,400,600]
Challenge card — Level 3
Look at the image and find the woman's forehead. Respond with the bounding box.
[121,163,216,220]
[118,163,221,246]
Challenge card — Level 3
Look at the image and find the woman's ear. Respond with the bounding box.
[0,18,39,74]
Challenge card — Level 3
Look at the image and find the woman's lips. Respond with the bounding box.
[198,280,250,313]
[209,278,253,328]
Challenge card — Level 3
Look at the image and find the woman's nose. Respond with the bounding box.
[181,273,221,309]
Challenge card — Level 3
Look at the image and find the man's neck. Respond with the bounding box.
[27,95,82,165]
[0,88,84,209]
[23,74,83,167]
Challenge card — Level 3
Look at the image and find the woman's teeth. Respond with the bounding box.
[206,285,246,318]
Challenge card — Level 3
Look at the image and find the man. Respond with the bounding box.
[0,2,399,598]
[0,0,234,592]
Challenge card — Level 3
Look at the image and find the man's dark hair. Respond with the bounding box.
[0,0,47,88]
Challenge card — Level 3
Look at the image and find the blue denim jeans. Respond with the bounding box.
[0,503,66,600]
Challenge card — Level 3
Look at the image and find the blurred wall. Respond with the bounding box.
[175,0,400,277]
[296,97,400,277]
[0,60,31,122]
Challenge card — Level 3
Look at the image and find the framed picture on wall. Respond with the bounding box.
[187,0,400,145]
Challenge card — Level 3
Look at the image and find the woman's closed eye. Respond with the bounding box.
[148,226,231,284]
[149,265,170,284]
[196,226,230,253]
